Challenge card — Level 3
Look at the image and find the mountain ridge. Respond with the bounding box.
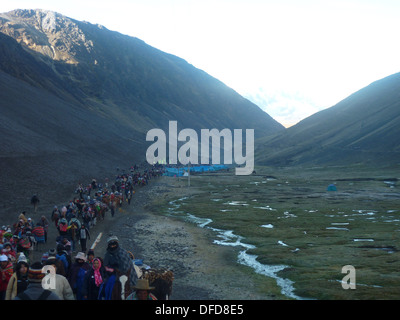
[255,72,400,166]
[0,9,284,136]
[0,9,285,221]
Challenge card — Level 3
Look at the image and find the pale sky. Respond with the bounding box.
[1,0,400,127]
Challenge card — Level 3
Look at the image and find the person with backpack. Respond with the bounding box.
[51,206,60,227]
[57,218,69,237]
[32,223,46,249]
[82,208,92,229]
[14,262,60,300]
[78,224,90,253]
[56,244,70,275]
[68,221,79,252]
[37,216,49,242]
[22,231,36,257]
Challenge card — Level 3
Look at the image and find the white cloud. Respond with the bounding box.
[243,88,321,127]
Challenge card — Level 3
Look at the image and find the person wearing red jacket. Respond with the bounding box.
[0,254,13,300]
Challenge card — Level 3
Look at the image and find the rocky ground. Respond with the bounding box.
[25,175,267,300]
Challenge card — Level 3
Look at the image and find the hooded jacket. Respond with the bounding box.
[103,244,137,287]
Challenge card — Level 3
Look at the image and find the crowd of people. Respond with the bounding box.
[0,164,165,300]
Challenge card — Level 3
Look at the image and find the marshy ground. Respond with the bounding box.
[152,164,400,300]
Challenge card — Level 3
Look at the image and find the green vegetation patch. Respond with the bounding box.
[157,165,400,299]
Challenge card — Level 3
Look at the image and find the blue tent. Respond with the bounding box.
[164,168,184,177]
[327,184,337,191]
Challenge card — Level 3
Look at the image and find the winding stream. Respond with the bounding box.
[167,197,305,300]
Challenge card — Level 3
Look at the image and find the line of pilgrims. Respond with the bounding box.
[0,164,166,300]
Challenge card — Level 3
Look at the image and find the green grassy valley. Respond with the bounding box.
[156,165,400,299]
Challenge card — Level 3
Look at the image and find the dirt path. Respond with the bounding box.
[29,175,268,300]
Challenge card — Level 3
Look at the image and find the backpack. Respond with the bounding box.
[17,290,52,300]
[59,223,68,233]
[32,226,45,237]
[18,237,31,249]
[56,253,69,272]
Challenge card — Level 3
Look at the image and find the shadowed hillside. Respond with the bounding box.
[0,9,284,222]
[0,9,283,136]
[255,72,400,166]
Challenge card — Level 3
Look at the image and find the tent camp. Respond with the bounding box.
[164,165,229,177]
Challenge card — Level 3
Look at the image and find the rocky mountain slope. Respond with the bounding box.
[2,8,398,224]
[0,9,284,221]
[0,9,283,136]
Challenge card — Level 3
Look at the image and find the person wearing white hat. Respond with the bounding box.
[75,252,87,261]
[1,243,16,264]
[17,253,28,263]
[67,252,90,300]
[0,254,9,262]
[26,218,34,229]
